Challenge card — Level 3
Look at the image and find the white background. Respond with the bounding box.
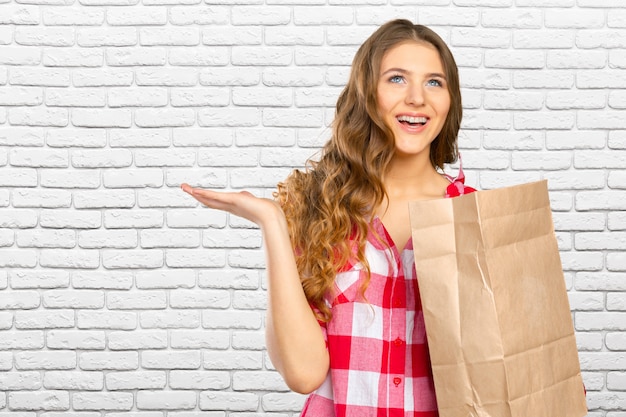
[0,0,625,415]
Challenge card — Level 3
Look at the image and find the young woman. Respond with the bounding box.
[182,19,475,417]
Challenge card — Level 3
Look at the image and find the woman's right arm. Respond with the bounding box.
[181,185,330,394]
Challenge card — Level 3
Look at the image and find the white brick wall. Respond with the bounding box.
[0,1,624,415]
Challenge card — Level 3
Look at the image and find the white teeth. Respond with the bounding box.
[397,115,428,124]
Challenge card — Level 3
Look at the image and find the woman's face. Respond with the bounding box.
[376,41,451,159]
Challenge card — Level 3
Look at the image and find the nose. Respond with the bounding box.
[405,83,425,106]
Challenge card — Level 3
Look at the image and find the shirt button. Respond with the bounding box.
[393,377,402,386]
[393,337,404,346]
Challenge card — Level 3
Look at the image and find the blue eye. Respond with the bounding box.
[427,79,443,87]
[389,75,404,83]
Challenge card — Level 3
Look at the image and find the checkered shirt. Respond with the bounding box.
[301,176,475,417]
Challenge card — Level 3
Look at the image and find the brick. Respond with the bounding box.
[606,332,626,350]
[559,251,603,271]
[608,292,626,311]
[39,249,99,269]
[102,249,163,269]
[107,291,167,310]
[10,270,69,289]
[356,7,418,24]
[483,131,543,150]
[610,90,626,109]
[73,69,133,87]
[43,290,104,309]
[483,91,543,110]
[294,6,353,25]
[199,392,258,411]
[578,70,626,89]
[16,27,74,46]
[0,371,41,390]
[203,351,262,370]
[170,88,229,107]
[233,46,293,66]
[262,392,306,412]
[233,371,288,391]
[577,313,626,331]
[232,6,290,25]
[44,371,103,391]
[73,392,133,411]
[0,87,42,106]
[43,8,105,26]
[8,391,69,411]
[169,289,230,309]
[0,209,37,228]
[169,6,229,24]
[511,151,571,170]
[107,7,167,25]
[0,128,44,146]
[138,189,199,208]
[481,9,541,28]
[40,209,101,229]
[72,109,131,128]
[200,68,260,86]
[43,48,102,67]
[15,310,74,330]
[232,331,265,350]
[135,270,195,289]
[140,311,200,329]
[232,87,292,107]
[15,351,76,370]
[0,47,40,65]
[609,131,626,149]
[609,212,626,230]
[46,129,106,148]
[9,107,68,127]
[0,330,43,350]
[172,128,232,147]
[267,27,324,45]
[107,48,167,66]
[608,253,626,272]
[0,250,37,268]
[104,210,163,229]
[110,128,170,148]
[568,291,604,311]
[107,331,168,350]
[197,148,258,167]
[451,28,510,48]
[236,128,295,147]
[17,229,75,248]
[513,111,575,130]
[108,88,168,107]
[577,30,626,49]
[106,371,166,390]
[203,228,262,249]
[263,67,324,87]
[103,169,163,188]
[459,69,510,90]
[74,190,135,209]
[47,330,106,350]
[546,131,606,150]
[10,148,68,168]
[546,91,606,110]
[548,50,607,69]
[140,27,200,46]
[575,332,603,351]
[576,150,626,169]
[76,311,137,330]
[142,350,202,369]
[419,8,479,26]
[0,291,40,309]
[165,249,226,268]
[78,230,137,249]
[513,70,574,89]
[0,5,40,24]
[295,46,356,66]
[79,352,138,371]
[202,311,262,329]
[135,109,195,128]
[170,330,230,349]
[169,371,229,390]
[136,391,197,410]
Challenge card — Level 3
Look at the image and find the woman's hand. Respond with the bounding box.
[180,183,284,228]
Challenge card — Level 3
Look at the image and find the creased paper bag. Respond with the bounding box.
[409,180,587,417]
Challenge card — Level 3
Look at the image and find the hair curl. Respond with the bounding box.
[275,19,462,322]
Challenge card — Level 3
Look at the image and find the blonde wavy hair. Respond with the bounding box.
[275,19,463,322]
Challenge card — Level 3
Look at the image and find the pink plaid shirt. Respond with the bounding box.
[301,175,475,417]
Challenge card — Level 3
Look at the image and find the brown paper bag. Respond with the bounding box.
[409,180,587,417]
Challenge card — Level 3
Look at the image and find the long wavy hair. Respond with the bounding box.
[275,19,462,322]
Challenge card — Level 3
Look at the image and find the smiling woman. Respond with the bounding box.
[182,19,475,417]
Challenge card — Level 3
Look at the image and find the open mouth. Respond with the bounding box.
[396,115,428,127]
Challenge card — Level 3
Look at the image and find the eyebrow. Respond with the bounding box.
[380,67,447,79]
